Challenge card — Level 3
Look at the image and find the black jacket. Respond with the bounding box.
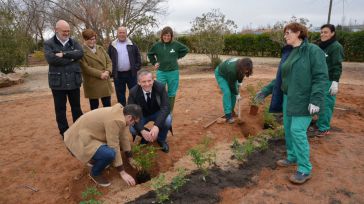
[107,38,141,78]
[44,35,84,90]
[127,81,170,132]
[269,45,293,113]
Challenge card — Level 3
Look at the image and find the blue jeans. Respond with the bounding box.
[130,112,172,143]
[114,71,137,106]
[91,145,115,176]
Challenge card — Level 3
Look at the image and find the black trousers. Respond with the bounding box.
[51,88,83,136]
[89,96,111,110]
[114,70,137,106]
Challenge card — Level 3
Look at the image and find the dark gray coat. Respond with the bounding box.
[44,35,84,90]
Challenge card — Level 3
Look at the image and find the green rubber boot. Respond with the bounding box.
[168,96,176,112]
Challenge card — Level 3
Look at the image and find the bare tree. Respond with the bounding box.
[44,0,167,45]
[23,0,49,47]
[1,0,167,53]
[1,0,51,48]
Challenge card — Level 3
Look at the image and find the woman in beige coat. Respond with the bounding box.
[80,29,113,110]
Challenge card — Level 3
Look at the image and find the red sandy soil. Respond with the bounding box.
[1,55,364,203]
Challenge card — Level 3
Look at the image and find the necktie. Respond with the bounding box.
[146,92,151,107]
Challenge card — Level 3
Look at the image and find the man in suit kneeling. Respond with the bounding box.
[128,69,172,153]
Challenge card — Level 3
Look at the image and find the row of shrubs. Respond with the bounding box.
[177,30,364,62]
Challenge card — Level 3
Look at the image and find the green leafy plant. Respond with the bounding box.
[255,137,269,151]
[150,168,189,203]
[243,137,255,156]
[188,137,216,181]
[231,136,259,161]
[79,186,102,204]
[171,168,189,192]
[263,105,278,129]
[132,144,159,183]
[231,137,245,161]
[132,144,158,172]
[151,174,170,204]
[246,82,264,106]
[272,126,285,139]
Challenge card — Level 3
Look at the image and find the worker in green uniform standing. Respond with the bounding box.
[147,26,189,112]
[315,24,344,137]
[214,58,253,123]
[276,22,328,184]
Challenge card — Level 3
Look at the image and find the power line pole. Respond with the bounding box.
[327,0,333,24]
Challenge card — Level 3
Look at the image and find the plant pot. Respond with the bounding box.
[136,170,151,184]
[249,105,259,115]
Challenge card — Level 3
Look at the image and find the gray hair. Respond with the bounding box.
[137,69,153,81]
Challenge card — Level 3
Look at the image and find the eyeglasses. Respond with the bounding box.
[60,29,70,33]
[284,31,293,36]
[88,38,96,41]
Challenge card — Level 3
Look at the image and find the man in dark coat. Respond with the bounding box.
[44,20,84,137]
[108,26,141,106]
[128,69,172,153]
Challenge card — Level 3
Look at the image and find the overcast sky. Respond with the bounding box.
[157,0,364,33]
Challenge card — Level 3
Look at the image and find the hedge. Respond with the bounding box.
[176,31,364,62]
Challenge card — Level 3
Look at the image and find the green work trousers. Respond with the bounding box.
[157,70,179,112]
[156,70,179,97]
[215,68,237,115]
[283,95,312,174]
[317,80,336,132]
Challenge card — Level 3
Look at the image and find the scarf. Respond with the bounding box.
[318,36,336,50]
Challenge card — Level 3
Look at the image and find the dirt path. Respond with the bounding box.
[1,55,364,203]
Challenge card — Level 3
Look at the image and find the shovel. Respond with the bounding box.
[236,84,244,124]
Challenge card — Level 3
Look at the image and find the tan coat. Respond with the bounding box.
[64,104,131,167]
[80,45,113,99]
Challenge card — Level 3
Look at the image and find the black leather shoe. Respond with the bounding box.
[158,141,169,153]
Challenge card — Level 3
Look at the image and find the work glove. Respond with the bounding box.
[236,94,242,101]
[308,103,320,115]
[329,81,338,96]
[253,91,266,104]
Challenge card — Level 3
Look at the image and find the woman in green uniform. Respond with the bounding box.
[147,26,189,112]
[316,24,344,137]
[214,58,253,123]
[277,22,328,184]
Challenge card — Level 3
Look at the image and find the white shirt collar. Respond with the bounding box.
[56,35,69,46]
[142,89,152,101]
[86,45,97,53]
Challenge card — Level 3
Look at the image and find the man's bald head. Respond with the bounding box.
[117,26,128,42]
[55,20,70,42]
